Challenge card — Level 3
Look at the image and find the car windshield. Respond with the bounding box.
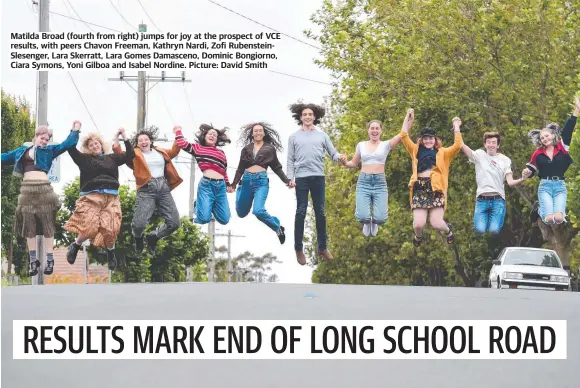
[503,250,562,268]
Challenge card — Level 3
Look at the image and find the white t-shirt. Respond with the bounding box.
[142,149,165,178]
[468,149,512,199]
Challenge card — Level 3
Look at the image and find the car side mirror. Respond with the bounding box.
[492,260,501,265]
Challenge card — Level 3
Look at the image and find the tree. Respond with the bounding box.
[1,89,36,276]
[232,251,281,283]
[305,0,580,285]
[54,178,209,282]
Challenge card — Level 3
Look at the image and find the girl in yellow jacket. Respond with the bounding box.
[400,110,463,246]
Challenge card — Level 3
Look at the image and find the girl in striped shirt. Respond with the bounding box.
[174,124,233,225]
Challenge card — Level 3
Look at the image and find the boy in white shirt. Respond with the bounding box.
[461,132,525,234]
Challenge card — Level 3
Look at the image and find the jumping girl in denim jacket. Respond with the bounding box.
[1,121,80,276]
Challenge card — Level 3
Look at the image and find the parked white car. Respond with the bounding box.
[488,247,570,291]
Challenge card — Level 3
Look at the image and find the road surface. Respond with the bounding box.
[2,282,579,387]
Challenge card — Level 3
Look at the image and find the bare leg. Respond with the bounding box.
[428,207,450,233]
[412,208,428,246]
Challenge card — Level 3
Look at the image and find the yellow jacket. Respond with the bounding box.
[400,131,463,209]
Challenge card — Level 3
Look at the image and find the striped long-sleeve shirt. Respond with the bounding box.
[175,129,230,184]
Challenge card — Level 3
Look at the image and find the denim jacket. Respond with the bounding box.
[1,129,80,177]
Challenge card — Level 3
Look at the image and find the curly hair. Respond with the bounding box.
[237,122,283,152]
[289,102,326,125]
[81,132,111,154]
[132,130,155,149]
[195,123,231,147]
[528,123,561,148]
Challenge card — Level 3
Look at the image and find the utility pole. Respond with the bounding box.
[107,24,191,133]
[212,229,245,282]
[33,0,50,286]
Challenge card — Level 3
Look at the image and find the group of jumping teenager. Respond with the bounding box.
[2,97,579,275]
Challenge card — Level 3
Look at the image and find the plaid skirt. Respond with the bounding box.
[64,193,122,248]
[411,177,445,209]
[15,180,61,238]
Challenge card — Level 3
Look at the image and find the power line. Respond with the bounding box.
[50,11,122,32]
[66,72,100,131]
[107,0,138,30]
[64,0,95,31]
[135,0,162,32]
[207,0,321,50]
[268,70,332,85]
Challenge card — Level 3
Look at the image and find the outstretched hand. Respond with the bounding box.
[522,168,532,179]
[288,181,296,188]
[452,117,462,132]
[226,185,234,193]
[402,108,414,132]
[173,125,182,134]
[72,120,82,131]
[573,96,580,116]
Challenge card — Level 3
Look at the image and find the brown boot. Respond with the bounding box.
[296,251,306,265]
[318,249,333,260]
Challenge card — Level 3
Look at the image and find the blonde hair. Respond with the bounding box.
[33,125,53,140]
[81,132,111,154]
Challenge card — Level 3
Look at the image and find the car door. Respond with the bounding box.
[490,248,506,286]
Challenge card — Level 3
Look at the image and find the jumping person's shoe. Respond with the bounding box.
[370,222,379,237]
[296,251,307,265]
[146,233,158,254]
[446,223,455,244]
[107,249,117,271]
[413,234,422,247]
[29,258,40,276]
[318,249,334,260]
[44,259,54,275]
[363,223,371,237]
[276,226,286,244]
[135,236,144,252]
[66,242,81,264]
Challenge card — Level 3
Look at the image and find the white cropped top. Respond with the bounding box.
[355,141,391,165]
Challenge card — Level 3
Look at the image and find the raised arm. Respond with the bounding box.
[388,134,402,150]
[163,140,182,159]
[561,96,579,149]
[110,128,135,166]
[399,108,417,154]
[50,120,81,157]
[173,125,197,155]
[443,117,463,158]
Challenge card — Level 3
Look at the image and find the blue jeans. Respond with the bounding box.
[473,197,506,234]
[195,177,231,225]
[295,176,326,252]
[236,171,280,232]
[355,173,388,224]
[538,179,567,223]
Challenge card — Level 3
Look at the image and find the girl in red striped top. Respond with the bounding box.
[173,124,233,225]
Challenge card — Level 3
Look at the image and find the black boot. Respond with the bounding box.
[44,258,54,275]
[135,236,144,252]
[146,233,159,254]
[67,242,81,265]
[29,258,40,276]
[107,248,117,271]
[276,226,286,244]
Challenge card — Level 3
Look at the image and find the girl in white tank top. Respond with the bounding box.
[342,114,406,236]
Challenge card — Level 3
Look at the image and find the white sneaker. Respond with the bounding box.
[362,223,371,236]
[370,222,379,236]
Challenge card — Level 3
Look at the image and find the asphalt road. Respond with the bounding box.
[2,282,579,388]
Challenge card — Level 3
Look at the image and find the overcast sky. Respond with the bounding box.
[1,0,338,283]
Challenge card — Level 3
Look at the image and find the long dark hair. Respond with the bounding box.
[195,123,231,147]
[132,130,154,149]
[237,122,283,152]
[289,102,326,125]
